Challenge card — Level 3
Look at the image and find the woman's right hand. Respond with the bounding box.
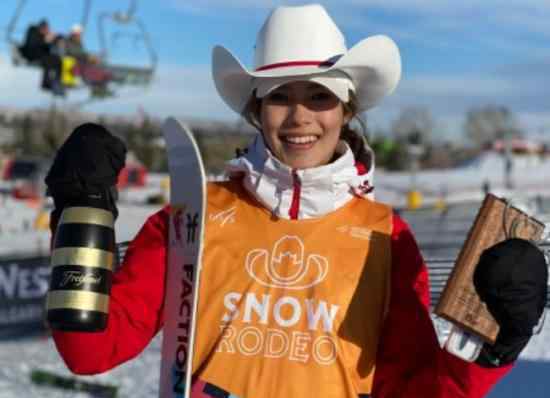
[45,123,127,218]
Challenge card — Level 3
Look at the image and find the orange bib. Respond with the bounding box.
[192,180,393,397]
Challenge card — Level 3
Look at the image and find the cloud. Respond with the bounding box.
[167,0,276,14]
[394,71,544,112]
[0,58,53,106]
[167,1,550,55]
[367,66,549,135]
[84,63,234,120]
[518,113,550,136]
[1,50,547,138]
[0,55,234,121]
[167,0,550,30]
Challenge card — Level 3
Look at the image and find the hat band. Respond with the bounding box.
[255,60,335,72]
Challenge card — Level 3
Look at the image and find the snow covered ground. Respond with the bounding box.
[2,320,550,397]
[0,188,164,259]
[0,335,163,398]
[376,152,550,208]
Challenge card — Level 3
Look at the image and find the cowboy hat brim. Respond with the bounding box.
[212,34,401,114]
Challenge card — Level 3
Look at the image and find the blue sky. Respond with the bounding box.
[0,0,548,140]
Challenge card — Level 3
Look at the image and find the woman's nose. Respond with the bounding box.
[286,101,311,126]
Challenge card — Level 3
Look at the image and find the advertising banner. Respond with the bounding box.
[0,256,50,338]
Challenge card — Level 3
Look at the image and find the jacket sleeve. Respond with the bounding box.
[372,213,512,397]
[51,207,170,375]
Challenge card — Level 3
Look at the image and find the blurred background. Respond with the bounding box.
[0,1,549,397]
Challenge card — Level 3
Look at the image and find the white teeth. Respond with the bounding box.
[283,135,318,144]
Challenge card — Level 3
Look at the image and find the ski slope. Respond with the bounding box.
[376,152,550,208]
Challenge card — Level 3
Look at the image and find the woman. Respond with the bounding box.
[46,4,546,398]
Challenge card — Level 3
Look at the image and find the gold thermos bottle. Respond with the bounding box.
[46,207,115,331]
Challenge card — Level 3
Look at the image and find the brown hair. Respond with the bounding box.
[241,91,263,132]
[341,91,372,169]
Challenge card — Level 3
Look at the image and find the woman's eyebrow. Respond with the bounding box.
[306,82,327,90]
[271,85,290,93]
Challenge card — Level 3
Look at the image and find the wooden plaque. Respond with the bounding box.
[434,193,545,344]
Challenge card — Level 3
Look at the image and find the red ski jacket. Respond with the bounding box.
[51,187,510,397]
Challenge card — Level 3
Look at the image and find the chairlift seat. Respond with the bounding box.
[103,64,153,86]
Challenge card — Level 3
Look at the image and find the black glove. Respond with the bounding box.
[474,238,548,367]
[45,123,127,219]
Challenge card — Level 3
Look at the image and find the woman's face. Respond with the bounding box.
[260,81,350,169]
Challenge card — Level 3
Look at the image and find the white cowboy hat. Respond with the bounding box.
[212,4,401,115]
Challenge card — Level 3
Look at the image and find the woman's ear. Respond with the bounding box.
[342,91,358,126]
[343,106,354,125]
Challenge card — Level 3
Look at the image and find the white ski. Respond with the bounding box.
[159,117,206,398]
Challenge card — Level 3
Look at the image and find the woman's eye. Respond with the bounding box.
[267,92,288,103]
[311,92,332,101]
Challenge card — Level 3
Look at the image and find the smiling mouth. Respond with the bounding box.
[280,135,319,145]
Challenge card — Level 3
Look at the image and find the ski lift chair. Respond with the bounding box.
[96,4,157,91]
[103,64,154,86]
[5,0,96,100]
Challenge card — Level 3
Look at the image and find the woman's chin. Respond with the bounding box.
[283,157,325,170]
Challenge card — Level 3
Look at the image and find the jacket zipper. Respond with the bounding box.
[289,170,301,220]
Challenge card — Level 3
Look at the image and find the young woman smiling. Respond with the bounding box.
[45,4,547,398]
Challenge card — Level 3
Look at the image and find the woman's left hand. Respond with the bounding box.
[473,238,548,366]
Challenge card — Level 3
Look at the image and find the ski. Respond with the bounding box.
[30,368,118,397]
[159,117,207,398]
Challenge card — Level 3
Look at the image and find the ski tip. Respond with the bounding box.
[163,117,194,137]
[163,116,181,130]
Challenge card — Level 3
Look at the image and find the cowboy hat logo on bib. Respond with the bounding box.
[245,236,329,289]
[212,4,401,114]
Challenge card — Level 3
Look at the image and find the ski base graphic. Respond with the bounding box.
[159,117,206,398]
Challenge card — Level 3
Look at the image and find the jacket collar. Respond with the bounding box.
[225,136,375,219]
